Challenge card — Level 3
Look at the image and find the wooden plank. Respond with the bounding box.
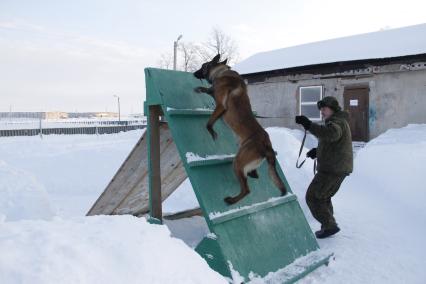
[163,208,202,220]
[86,123,187,216]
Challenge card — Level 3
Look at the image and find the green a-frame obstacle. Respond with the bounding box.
[145,68,332,282]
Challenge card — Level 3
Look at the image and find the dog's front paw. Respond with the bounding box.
[224,196,236,205]
[194,86,205,93]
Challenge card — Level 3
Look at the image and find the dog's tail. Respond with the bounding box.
[265,147,288,196]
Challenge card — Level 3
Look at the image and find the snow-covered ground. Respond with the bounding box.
[0,125,425,283]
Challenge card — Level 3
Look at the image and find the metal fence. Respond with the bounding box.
[0,119,146,137]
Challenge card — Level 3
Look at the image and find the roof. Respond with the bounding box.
[234,23,426,75]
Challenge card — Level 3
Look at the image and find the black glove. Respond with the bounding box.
[295,115,312,130]
[306,148,317,159]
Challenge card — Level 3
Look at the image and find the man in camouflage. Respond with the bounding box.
[295,96,353,238]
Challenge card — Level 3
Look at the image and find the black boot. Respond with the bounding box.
[315,226,340,239]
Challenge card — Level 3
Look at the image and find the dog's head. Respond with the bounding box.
[193,54,228,82]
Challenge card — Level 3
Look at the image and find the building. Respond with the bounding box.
[45,112,68,119]
[234,23,426,141]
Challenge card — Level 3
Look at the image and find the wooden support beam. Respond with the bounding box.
[148,105,162,223]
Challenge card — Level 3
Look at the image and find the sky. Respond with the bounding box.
[0,0,425,115]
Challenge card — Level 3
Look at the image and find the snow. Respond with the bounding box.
[162,178,199,214]
[0,130,144,218]
[234,23,426,75]
[0,216,226,284]
[185,152,235,163]
[0,160,54,221]
[0,124,425,283]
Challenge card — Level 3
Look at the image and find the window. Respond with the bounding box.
[299,86,323,121]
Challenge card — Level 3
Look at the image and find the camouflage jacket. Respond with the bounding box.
[308,111,353,175]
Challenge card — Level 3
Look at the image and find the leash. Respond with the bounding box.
[296,129,317,174]
[254,114,293,119]
[296,129,307,169]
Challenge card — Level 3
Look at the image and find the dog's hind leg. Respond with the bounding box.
[225,146,264,204]
[206,104,225,140]
[247,170,259,179]
[265,149,287,196]
[224,165,250,205]
[224,150,254,205]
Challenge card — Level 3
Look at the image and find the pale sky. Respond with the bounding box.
[1,0,425,115]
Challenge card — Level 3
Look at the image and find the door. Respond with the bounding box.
[343,87,369,142]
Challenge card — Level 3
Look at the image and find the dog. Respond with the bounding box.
[193,54,287,205]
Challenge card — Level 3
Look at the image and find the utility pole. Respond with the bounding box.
[113,95,121,122]
[173,34,183,70]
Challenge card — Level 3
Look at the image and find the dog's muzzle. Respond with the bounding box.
[193,70,204,79]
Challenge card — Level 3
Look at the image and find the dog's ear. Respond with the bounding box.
[219,58,228,65]
[212,54,220,63]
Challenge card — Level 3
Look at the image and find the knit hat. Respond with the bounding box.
[317,96,341,112]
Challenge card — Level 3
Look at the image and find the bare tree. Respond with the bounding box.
[157,27,239,71]
[157,53,173,69]
[179,42,201,72]
[198,28,239,65]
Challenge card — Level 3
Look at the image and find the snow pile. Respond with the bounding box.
[347,124,426,217]
[300,124,426,283]
[0,215,226,284]
[0,160,54,221]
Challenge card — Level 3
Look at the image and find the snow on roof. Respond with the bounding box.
[234,23,426,75]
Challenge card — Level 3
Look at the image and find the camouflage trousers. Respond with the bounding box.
[306,172,347,230]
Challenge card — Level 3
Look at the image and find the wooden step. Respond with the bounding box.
[167,108,213,116]
[209,194,298,225]
[186,153,236,168]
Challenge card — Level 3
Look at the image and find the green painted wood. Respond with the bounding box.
[195,235,231,279]
[145,68,331,281]
[167,108,214,116]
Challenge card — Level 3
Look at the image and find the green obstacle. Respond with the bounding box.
[144,68,332,283]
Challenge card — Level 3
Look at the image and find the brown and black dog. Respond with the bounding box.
[193,54,287,205]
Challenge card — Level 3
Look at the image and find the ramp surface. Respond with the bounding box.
[145,68,332,281]
[87,123,187,216]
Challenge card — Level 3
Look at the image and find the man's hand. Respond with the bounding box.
[306,148,317,159]
[295,115,312,130]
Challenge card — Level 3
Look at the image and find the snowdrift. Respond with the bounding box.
[0,215,226,284]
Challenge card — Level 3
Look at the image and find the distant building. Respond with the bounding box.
[67,112,118,119]
[234,23,426,141]
[45,112,68,119]
[0,111,118,120]
[0,112,45,120]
